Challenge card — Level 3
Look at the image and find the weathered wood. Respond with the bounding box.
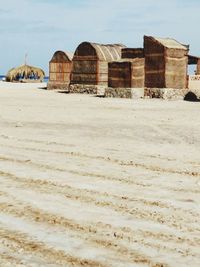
[48,51,73,90]
[144,36,188,89]
[197,59,200,75]
[166,49,186,58]
[108,59,144,88]
[72,60,97,74]
[71,42,126,86]
[122,48,144,59]
[71,73,97,84]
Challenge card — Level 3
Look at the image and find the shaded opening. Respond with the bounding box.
[184,92,200,102]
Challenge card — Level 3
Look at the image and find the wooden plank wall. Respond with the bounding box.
[49,62,72,84]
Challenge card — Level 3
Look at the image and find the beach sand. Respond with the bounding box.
[0,81,200,267]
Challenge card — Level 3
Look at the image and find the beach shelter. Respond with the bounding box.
[144,36,188,89]
[108,58,145,88]
[6,64,45,82]
[71,42,126,86]
[108,47,145,88]
[48,50,73,90]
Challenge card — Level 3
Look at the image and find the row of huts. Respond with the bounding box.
[47,35,200,92]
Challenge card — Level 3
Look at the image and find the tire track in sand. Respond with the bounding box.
[1,179,200,254]
[1,171,200,235]
[0,142,200,178]
[0,154,199,195]
[0,226,107,267]
[0,202,164,266]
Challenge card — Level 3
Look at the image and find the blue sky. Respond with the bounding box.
[0,0,199,74]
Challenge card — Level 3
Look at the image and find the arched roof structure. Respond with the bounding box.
[50,51,73,63]
[74,42,126,62]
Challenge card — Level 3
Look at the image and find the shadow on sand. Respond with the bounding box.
[184,92,200,102]
[57,90,70,94]
[38,86,47,90]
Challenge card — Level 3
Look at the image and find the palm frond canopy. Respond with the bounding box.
[6,64,45,82]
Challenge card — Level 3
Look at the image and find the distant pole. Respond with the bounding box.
[25,53,28,65]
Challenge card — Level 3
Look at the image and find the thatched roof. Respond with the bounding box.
[6,64,45,82]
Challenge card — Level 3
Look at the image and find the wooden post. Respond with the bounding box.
[197,59,200,75]
[25,53,28,65]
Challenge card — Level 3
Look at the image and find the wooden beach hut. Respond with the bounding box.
[108,47,144,88]
[108,58,144,88]
[48,51,73,90]
[6,64,45,82]
[144,36,188,89]
[71,42,126,86]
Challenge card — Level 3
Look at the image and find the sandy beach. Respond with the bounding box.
[0,81,200,267]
